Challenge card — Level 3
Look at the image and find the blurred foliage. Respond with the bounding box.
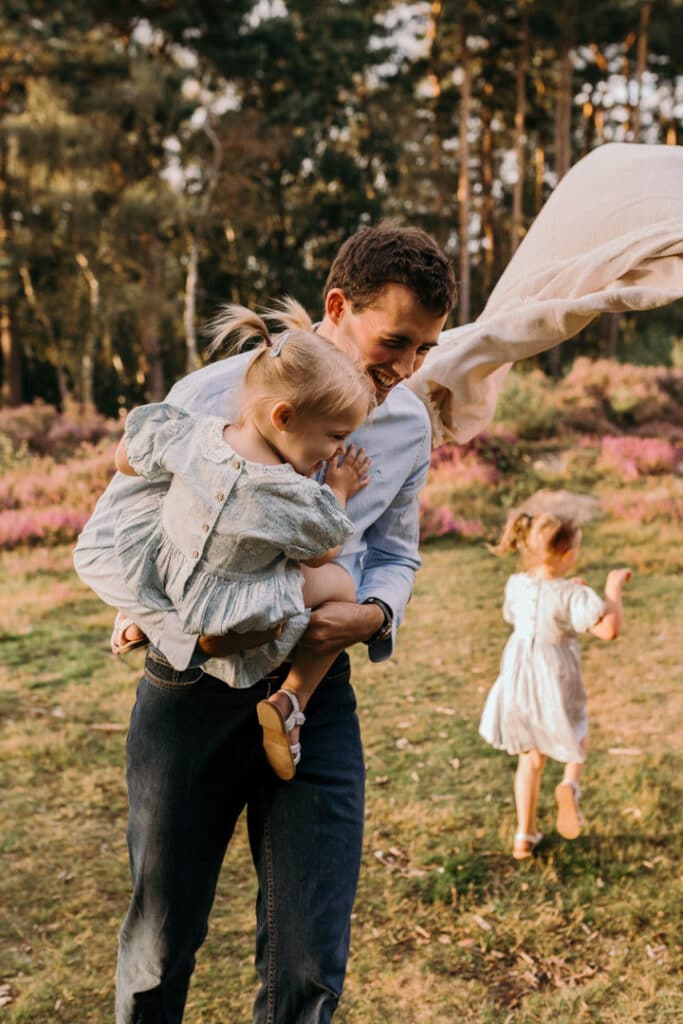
[0,1,681,413]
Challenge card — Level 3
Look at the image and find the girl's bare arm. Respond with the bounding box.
[590,568,632,640]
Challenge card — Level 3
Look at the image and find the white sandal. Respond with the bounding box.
[256,688,306,781]
[512,831,544,860]
[555,780,584,839]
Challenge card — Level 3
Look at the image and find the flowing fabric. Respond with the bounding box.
[408,143,683,445]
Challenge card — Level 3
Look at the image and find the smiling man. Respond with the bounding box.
[73,223,456,1024]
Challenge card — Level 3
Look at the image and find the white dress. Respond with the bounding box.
[114,403,354,687]
[479,573,606,763]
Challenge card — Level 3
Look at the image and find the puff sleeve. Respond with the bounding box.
[565,581,606,634]
[254,478,354,562]
[124,403,195,481]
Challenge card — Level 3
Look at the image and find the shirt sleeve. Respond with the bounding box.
[356,431,430,663]
[565,581,607,633]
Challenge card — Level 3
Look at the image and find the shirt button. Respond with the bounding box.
[215,492,224,502]
[191,549,199,559]
[231,456,241,470]
[202,523,209,532]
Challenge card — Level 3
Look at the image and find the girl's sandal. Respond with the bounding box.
[512,831,544,860]
[110,612,149,655]
[555,780,584,839]
[256,688,305,782]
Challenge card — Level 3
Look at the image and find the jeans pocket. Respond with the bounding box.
[143,649,205,692]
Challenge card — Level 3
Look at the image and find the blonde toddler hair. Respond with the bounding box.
[206,297,375,422]
[490,510,580,571]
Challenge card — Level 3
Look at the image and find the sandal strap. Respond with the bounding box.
[514,832,542,845]
[558,779,580,798]
[278,688,306,732]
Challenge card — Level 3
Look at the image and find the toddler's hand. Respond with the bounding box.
[326,445,371,501]
[606,567,632,596]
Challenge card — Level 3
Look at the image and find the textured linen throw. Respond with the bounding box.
[408,142,683,445]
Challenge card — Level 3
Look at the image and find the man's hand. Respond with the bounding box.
[298,601,384,655]
[197,623,283,658]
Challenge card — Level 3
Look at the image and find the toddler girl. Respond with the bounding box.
[478,511,631,859]
[113,298,374,781]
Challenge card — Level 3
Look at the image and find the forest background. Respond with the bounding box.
[1,0,683,414]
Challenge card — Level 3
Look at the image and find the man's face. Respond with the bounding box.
[326,283,446,404]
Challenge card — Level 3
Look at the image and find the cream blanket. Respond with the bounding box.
[408,142,683,445]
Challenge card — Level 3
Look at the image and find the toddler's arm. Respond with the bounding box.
[303,446,371,568]
[590,567,632,640]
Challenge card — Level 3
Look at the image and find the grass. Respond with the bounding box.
[1,517,682,1023]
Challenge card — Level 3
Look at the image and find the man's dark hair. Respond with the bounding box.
[324,223,457,317]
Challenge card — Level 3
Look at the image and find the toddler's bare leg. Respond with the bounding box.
[555,735,587,839]
[258,565,356,780]
[513,749,546,858]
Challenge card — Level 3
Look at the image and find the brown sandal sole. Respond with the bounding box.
[256,700,296,781]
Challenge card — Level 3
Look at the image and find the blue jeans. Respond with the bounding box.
[116,648,364,1024]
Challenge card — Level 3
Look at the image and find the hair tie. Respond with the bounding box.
[269,331,289,358]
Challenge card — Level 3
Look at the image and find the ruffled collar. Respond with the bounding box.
[198,416,296,476]
[199,417,233,462]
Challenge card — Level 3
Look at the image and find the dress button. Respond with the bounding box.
[191,549,199,559]
[215,492,224,502]
[202,523,209,532]
[231,456,241,470]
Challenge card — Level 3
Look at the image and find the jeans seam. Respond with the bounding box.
[264,818,277,1024]
[144,667,204,689]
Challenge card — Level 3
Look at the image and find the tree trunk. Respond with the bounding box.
[549,4,575,378]
[554,13,573,183]
[457,20,471,326]
[632,1,651,141]
[75,253,100,410]
[427,1,445,235]
[0,302,22,407]
[181,118,224,369]
[480,84,495,301]
[534,143,545,215]
[141,240,166,402]
[602,311,620,358]
[19,262,71,407]
[183,235,202,373]
[510,8,529,256]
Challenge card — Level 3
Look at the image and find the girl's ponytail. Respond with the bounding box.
[205,305,272,357]
[490,511,534,556]
[491,510,580,568]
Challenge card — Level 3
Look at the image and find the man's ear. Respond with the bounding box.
[270,401,294,432]
[325,288,349,326]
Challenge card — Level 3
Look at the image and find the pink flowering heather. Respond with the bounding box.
[419,499,485,543]
[0,441,117,550]
[597,436,680,481]
[600,486,683,524]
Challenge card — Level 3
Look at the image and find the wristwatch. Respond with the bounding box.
[362,597,394,645]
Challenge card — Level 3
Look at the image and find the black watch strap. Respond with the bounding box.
[362,597,394,645]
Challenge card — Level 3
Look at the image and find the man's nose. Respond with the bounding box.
[394,349,418,379]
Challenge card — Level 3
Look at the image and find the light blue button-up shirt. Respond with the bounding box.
[73,351,431,678]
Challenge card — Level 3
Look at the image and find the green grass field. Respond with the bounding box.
[1,522,682,1023]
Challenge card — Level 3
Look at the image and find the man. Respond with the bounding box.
[73,223,456,1024]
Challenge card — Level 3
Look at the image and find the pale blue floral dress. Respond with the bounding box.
[114,403,354,687]
[479,573,606,763]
